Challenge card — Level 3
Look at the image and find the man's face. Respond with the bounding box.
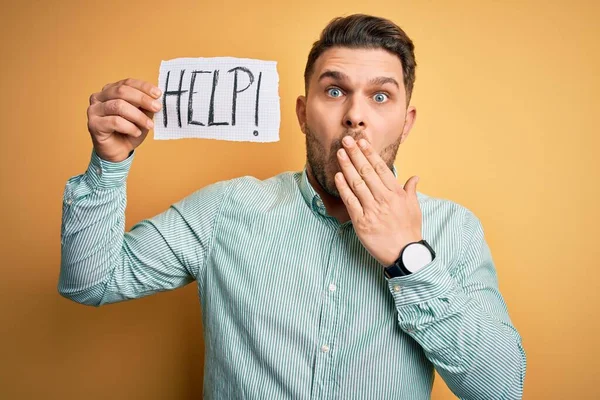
[296,47,416,198]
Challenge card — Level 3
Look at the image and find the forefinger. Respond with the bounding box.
[356,138,398,192]
[97,83,162,113]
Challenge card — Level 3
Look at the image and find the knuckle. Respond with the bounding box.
[104,100,119,115]
[116,99,127,113]
[111,115,127,131]
[359,164,374,177]
[124,78,133,86]
[116,99,127,115]
[351,178,365,191]
[141,94,152,109]
[108,115,119,128]
[115,84,127,97]
[344,195,355,206]
[141,81,151,94]
[135,108,147,123]
[104,101,113,115]
[374,161,388,175]
[89,93,96,105]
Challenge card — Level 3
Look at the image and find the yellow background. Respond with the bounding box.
[1,0,598,398]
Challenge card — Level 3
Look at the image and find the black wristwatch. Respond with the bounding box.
[384,239,436,279]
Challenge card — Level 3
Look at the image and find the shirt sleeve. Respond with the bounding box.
[387,208,527,400]
[58,148,231,307]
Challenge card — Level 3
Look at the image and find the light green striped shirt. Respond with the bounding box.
[59,149,526,399]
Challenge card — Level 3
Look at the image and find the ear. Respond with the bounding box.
[399,105,417,144]
[296,95,307,135]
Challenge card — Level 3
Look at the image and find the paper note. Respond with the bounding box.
[154,57,280,142]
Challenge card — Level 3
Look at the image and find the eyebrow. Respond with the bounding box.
[318,70,400,90]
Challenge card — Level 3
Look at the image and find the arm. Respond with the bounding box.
[387,209,526,399]
[328,135,525,398]
[58,148,230,306]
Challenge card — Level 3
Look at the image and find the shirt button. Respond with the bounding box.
[393,285,401,293]
[96,167,102,175]
[328,283,337,292]
[66,198,73,205]
[321,344,330,353]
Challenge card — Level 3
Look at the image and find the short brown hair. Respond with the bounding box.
[304,14,417,105]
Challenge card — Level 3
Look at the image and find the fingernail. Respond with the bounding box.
[343,136,353,146]
[359,139,368,149]
[152,100,161,110]
[147,119,154,129]
[152,88,162,98]
[338,149,347,159]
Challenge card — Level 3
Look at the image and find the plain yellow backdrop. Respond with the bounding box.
[1,0,598,399]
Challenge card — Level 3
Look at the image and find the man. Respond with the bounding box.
[59,14,526,399]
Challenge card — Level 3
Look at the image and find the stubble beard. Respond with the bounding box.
[304,124,403,199]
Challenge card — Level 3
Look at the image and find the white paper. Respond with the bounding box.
[154,57,280,142]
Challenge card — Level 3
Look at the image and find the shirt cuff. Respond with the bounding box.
[386,256,455,307]
[85,148,135,190]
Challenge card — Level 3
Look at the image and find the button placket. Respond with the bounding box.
[312,228,343,399]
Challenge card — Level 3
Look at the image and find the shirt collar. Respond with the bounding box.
[298,163,399,217]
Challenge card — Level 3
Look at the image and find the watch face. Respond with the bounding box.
[402,243,433,273]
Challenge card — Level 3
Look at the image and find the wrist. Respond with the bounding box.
[380,237,422,267]
[93,146,134,164]
[384,240,436,279]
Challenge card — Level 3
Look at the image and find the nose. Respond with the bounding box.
[342,96,367,130]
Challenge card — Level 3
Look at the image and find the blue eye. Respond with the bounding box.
[327,88,343,98]
[373,93,388,103]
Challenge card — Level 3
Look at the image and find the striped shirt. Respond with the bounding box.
[59,149,526,399]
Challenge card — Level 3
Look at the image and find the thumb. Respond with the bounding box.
[403,175,419,195]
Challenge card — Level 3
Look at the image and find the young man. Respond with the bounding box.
[59,14,526,399]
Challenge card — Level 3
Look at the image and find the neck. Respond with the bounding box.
[306,163,351,224]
